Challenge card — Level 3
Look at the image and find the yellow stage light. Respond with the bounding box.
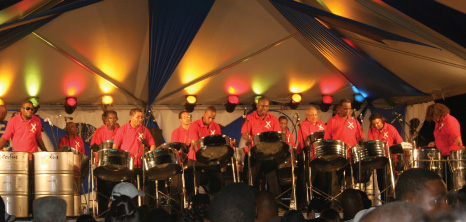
[186,95,197,104]
[102,95,114,105]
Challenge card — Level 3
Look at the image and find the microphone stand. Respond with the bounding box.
[356,112,363,191]
[45,118,59,150]
[243,108,253,186]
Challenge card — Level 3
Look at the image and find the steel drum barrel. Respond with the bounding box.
[0,152,29,218]
[409,148,443,177]
[449,150,466,191]
[310,140,347,171]
[33,152,82,217]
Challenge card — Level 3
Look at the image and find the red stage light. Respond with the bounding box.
[228,95,239,104]
[322,95,333,104]
[66,97,77,106]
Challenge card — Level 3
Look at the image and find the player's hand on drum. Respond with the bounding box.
[427,142,436,147]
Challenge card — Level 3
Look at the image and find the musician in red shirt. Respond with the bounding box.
[171,111,191,145]
[427,103,464,156]
[0,100,47,158]
[113,108,156,168]
[368,112,404,202]
[297,106,326,154]
[279,116,295,147]
[91,111,119,147]
[58,122,85,154]
[187,106,223,195]
[368,113,403,147]
[241,97,281,196]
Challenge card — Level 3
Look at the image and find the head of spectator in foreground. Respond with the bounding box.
[281,210,306,222]
[395,168,449,217]
[33,196,67,222]
[105,195,142,222]
[111,182,145,207]
[76,214,97,222]
[255,191,278,222]
[340,189,364,221]
[209,183,255,222]
[360,201,429,222]
[319,208,341,222]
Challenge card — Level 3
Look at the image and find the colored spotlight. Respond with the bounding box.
[291,94,302,103]
[322,95,333,104]
[0,99,4,105]
[186,95,197,104]
[102,95,114,105]
[65,97,77,114]
[354,94,365,103]
[228,95,239,104]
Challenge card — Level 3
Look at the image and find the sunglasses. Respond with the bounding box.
[22,107,34,111]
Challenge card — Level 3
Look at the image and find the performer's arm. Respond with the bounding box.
[37,138,47,151]
[0,138,7,149]
[455,137,464,150]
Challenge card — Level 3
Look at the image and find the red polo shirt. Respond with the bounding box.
[297,119,326,154]
[59,135,85,154]
[188,118,221,160]
[434,114,461,156]
[113,121,156,167]
[2,113,42,159]
[241,111,281,152]
[368,123,403,147]
[90,125,119,145]
[171,125,190,145]
[284,128,296,148]
[324,114,364,147]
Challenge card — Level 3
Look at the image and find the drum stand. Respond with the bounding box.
[276,145,298,210]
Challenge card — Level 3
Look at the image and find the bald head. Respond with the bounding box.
[255,191,278,222]
[360,201,428,222]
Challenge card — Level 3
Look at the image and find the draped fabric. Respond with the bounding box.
[0,0,102,51]
[270,0,434,47]
[271,0,426,100]
[147,0,215,106]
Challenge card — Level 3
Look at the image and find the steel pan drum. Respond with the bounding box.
[99,141,114,150]
[196,135,233,166]
[61,146,89,180]
[449,150,466,191]
[306,131,325,145]
[93,149,134,181]
[389,142,413,154]
[0,152,29,218]
[251,131,289,164]
[310,140,347,171]
[34,152,82,217]
[159,143,188,164]
[352,140,388,169]
[144,148,181,180]
[410,148,443,177]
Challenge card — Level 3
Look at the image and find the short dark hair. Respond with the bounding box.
[178,111,188,119]
[339,99,351,106]
[205,106,216,113]
[257,96,269,104]
[105,195,142,222]
[369,113,386,123]
[107,110,117,117]
[279,116,287,122]
[395,168,442,201]
[209,183,255,222]
[130,108,142,116]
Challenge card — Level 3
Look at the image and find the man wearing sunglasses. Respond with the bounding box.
[0,100,47,159]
